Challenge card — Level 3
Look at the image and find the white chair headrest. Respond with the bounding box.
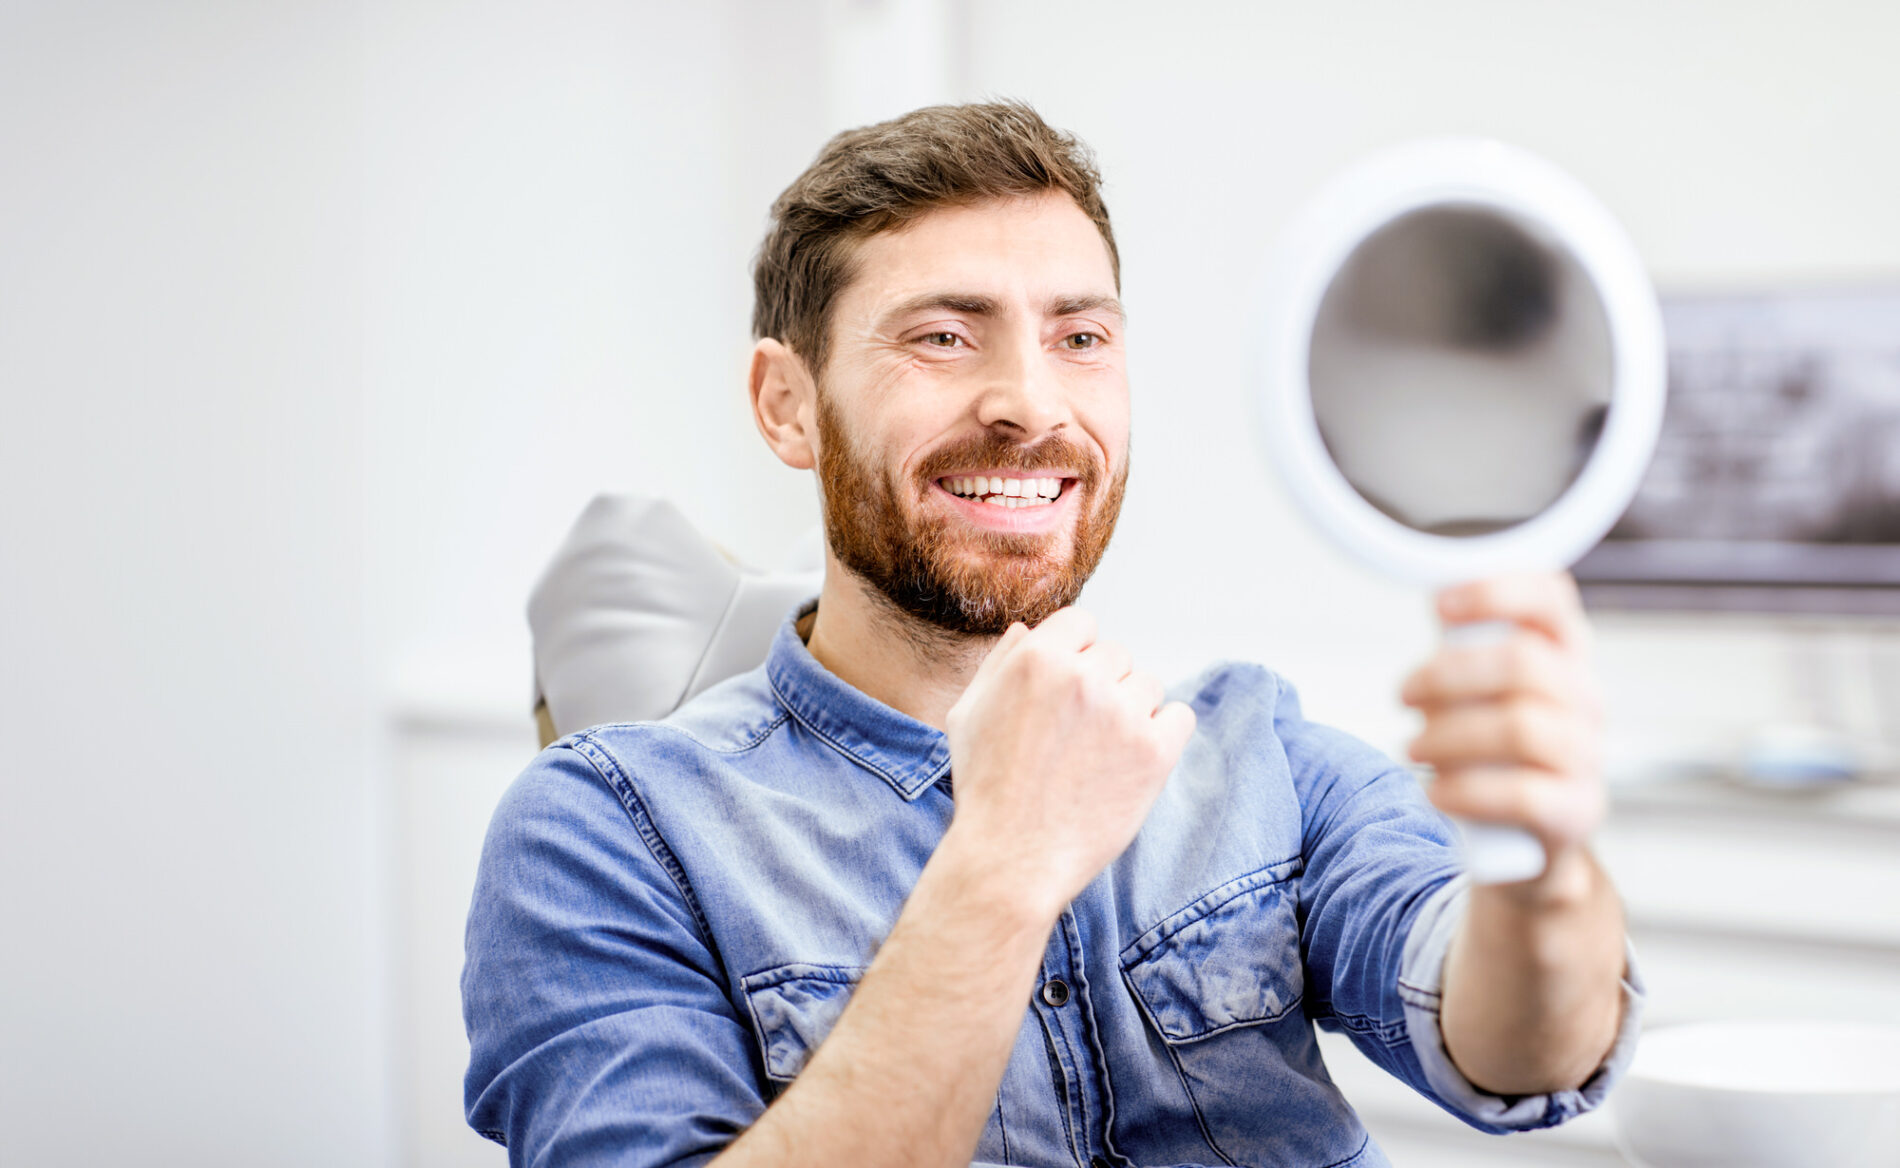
[529,495,821,738]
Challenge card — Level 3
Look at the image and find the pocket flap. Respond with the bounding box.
[1120,858,1305,1043]
[740,963,864,1083]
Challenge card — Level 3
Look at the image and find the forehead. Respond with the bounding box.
[837,192,1119,318]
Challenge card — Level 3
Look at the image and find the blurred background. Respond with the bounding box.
[3,2,1897,1164]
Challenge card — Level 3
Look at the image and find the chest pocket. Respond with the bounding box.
[1120,857,1365,1167]
[1121,858,1306,1039]
[740,963,865,1087]
[739,959,1014,1162]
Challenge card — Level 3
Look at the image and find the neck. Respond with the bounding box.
[803,554,994,731]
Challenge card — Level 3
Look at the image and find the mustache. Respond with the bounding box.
[914,432,1104,488]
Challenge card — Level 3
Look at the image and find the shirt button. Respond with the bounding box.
[1039,978,1071,1007]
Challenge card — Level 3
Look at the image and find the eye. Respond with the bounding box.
[1062,332,1103,350]
[920,331,963,348]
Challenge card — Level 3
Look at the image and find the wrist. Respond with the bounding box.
[929,821,1068,935]
[1468,845,1623,977]
[1483,840,1600,912]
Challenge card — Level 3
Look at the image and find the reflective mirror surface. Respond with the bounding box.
[1308,204,1615,536]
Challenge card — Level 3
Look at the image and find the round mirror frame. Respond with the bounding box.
[1257,138,1668,585]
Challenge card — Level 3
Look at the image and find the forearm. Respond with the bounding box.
[712,826,1054,1168]
[1439,845,1627,1095]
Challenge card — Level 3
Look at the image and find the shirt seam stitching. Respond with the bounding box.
[1119,854,1304,965]
[1034,1008,1082,1164]
[562,733,730,986]
[1319,1131,1373,1168]
[577,710,791,756]
[1065,913,1125,1167]
[1050,912,1096,1160]
[768,669,942,797]
[1159,1037,1241,1167]
[1324,1007,1409,1043]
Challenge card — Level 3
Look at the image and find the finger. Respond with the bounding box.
[1027,605,1098,655]
[970,620,1032,686]
[1400,632,1602,721]
[1079,638,1134,686]
[1151,699,1198,759]
[1117,670,1166,715]
[1426,765,1606,846]
[1407,698,1598,775]
[1436,572,1590,653]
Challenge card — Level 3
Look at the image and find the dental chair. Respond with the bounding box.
[528,494,824,747]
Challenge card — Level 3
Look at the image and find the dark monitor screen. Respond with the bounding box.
[1576,285,1900,615]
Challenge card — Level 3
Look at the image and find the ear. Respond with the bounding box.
[749,338,818,471]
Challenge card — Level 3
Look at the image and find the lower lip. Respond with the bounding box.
[933,480,1079,532]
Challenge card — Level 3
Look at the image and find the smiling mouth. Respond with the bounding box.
[936,474,1074,509]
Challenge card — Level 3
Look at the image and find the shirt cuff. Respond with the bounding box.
[1396,874,1647,1132]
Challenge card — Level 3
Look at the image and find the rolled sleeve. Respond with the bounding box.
[1398,875,1648,1132]
[1278,677,1645,1135]
[462,744,765,1167]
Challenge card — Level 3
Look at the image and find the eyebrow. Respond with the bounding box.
[876,291,1126,331]
[1047,294,1126,323]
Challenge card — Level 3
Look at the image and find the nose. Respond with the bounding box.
[974,330,1070,438]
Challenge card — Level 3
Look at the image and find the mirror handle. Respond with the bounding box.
[1439,619,1549,884]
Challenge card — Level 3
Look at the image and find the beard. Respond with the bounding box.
[815,392,1127,637]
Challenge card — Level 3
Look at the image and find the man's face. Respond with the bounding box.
[812,191,1130,636]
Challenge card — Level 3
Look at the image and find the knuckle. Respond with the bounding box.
[1018,641,1058,675]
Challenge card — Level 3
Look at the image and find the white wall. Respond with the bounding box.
[364,0,792,713]
[362,0,969,718]
[0,3,390,1164]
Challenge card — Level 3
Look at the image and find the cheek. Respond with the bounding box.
[1084,409,1131,478]
[1073,370,1130,450]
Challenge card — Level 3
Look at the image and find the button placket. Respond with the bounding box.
[1043,905,1127,1168]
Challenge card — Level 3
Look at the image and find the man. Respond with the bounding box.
[464,101,1640,1168]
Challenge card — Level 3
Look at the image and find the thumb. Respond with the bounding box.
[970,621,1031,687]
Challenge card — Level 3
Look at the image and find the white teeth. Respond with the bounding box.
[943,474,1065,503]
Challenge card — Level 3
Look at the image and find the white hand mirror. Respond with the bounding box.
[1256,139,1666,883]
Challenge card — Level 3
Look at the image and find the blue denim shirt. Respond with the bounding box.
[464,602,1643,1167]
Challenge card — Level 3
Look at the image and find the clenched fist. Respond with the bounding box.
[942,607,1197,920]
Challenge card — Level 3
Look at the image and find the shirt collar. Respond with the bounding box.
[765,599,952,802]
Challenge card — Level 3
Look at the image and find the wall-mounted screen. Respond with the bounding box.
[1576,285,1900,614]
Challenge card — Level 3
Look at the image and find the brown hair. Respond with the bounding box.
[751,100,1119,375]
